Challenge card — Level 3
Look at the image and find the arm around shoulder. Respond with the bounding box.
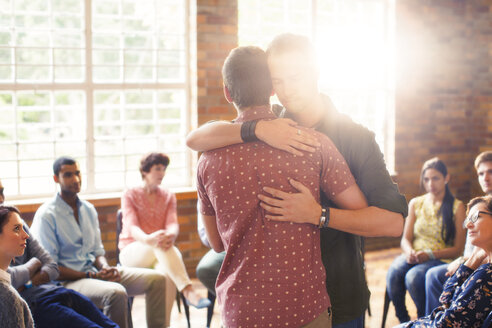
[186,121,242,152]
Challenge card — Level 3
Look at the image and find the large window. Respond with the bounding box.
[0,0,193,199]
[239,0,396,172]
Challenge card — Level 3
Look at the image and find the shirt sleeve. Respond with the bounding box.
[121,189,140,232]
[30,206,61,264]
[417,264,492,327]
[318,134,357,199]
[89,205,105,258]
[197,155,216,217]
[164,192,179,233]
[342,125,408,217]
[438,263,473,306]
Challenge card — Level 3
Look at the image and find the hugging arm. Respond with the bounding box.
[186,119,319,156]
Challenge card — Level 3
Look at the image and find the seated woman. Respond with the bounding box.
[0,205,34,328]
[387,157,466,322]
[397,195,492,327]
[118,152,210,309]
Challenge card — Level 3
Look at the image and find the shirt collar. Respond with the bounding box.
[234,105,276,123]
[55,193,81,214]
[0,268,11,283]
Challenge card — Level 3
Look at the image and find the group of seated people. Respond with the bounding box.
[385,153,492,327]
[0,32,491,328]
[1,150,490,327]
[0,153,211,328]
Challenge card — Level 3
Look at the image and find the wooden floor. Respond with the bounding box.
[131,247,418,328]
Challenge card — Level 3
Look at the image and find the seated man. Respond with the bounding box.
[31,157,169,328]
[0,178,117,328]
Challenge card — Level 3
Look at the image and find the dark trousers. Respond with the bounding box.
[32,287,119,328]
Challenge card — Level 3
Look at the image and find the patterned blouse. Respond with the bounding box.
[413,195,463,262]
[403,263,492,327]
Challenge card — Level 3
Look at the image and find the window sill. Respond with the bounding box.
[10,187,197,213]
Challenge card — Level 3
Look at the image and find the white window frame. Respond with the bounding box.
[0,0,195,200]
[239,0,396,173]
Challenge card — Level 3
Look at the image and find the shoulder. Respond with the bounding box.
[453,198,465,211]
[410,195,425,209]
[159,187,175,200]
[36,197,58,216]
[123,187,141,198]
[80,198,96,211]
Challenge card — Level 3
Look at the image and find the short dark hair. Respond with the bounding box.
[467,195,492,214]
[139,152,170,179]
[222,46,272,109]
[0,205,20,233]
[475,151,492,170]
[266,33,317,64]
[53,156,77,176]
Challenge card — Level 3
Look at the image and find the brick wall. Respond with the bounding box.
[197,0,238,125]
[14,1,492,276]
[395,0,492,204]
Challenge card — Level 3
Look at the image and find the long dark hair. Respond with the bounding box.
[420,157,456,245]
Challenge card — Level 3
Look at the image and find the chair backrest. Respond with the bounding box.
[116,209,123,263]
[483,311,492,328]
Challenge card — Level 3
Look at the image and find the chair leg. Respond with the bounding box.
[381,288,391,328]
[206,291,216,328]
[180,293,191,328]
[175,290,182,313]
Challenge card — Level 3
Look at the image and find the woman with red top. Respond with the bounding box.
[118,152,210,309]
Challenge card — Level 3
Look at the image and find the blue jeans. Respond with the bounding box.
[424,263,448,315]
[32,287,118,328]
[333,314,363,328]
[386,254,444,322]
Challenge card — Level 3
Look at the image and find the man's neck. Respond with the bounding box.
[59,191,78,208]
[236,104,270,114]
[290,94,324,128]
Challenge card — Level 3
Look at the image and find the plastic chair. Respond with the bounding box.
[116,210,191,328]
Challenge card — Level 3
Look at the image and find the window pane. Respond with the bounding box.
[19,176,55,195]
[18,144,54,160]
[1,0,190,199]
[238,0,394,171]
[0,161,18,178]
[95,172,124,190]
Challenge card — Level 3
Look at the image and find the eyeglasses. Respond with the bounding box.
[463,210,492,228]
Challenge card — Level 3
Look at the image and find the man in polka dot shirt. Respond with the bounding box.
[197,46,368,327]
[189,34,407,328]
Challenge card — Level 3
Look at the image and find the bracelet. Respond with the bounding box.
[323,207,331,228]
[318,208,327,228]
[240,120,259,143]
[425,249,436,260]
[86,271,95,279]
